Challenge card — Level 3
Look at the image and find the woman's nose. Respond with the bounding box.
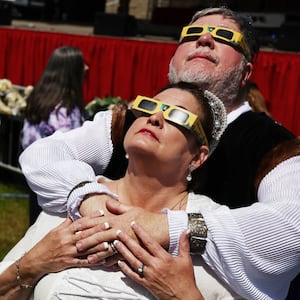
[147,111,164,129]
[196,32,215,49]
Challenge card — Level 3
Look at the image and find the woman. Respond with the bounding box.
[0,82,233,299]
[20,46,87,149]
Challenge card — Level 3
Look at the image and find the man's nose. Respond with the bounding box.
[196,32,215,49]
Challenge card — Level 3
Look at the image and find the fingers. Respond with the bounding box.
[75,225,117,252]
[178,230,191,257]
[106,199,131,215]
[117,260,145,283]
[129,221,166,258]
[112,227,157,278]
[114,227,151,263]
[69,213,104,234]
[86,241,121,264]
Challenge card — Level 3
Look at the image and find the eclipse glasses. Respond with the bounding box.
[180,25,250,61]
[132,95,208,146]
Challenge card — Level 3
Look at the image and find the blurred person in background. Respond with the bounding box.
[20,45,87,150]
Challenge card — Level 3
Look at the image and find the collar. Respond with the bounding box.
[227,102,252,124]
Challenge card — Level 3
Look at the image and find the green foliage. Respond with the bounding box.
[0,182,29,260]
[85,96,127,119]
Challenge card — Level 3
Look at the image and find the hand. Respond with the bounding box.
[20,214,109,283]
[115,222,204,300]
[76,200,169,265]
[79,192,114,217]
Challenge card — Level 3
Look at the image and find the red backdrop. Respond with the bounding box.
[0,27,299,135]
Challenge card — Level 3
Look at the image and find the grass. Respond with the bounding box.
[0,176,30,260]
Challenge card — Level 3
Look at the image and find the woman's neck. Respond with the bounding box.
[110,174,188,212]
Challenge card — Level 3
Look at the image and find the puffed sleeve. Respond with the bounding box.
[19,110,114,215]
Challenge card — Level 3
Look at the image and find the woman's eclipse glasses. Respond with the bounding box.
[132,95,208,146]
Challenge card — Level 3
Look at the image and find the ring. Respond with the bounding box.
[137,263,145,278]
[110,241,118,254]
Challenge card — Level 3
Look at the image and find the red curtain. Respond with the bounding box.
[0,27,299,135]
[252,51,300,136]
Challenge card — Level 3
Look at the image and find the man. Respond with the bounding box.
[19,7,298,299]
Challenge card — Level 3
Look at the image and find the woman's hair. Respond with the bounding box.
[190,7,260,63]
[24,46,85,123]
[159,81,215,148]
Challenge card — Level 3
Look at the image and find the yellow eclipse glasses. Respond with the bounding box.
[180,25,250,61]
[131,95,208,146]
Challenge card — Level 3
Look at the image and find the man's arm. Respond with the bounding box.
[202,156,300,299]
[19,110,114,217]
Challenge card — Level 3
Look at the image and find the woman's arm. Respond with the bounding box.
[0,215,113,299]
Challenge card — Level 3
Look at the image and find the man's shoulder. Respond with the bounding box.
[228,111,294,139]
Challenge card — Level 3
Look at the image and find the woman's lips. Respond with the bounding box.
[138,128,159,141]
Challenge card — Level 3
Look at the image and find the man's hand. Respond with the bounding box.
[76,199,170,264]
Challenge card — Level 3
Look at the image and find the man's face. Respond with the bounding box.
[168,14,250,108]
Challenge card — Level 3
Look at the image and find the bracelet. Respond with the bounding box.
[16,255,33,289]
[67,180,92,199]
[188,213,208,254]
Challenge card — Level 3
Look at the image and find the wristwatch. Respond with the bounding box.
[188,213,208,254]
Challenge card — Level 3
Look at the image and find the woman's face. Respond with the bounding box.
[124,88,202,166]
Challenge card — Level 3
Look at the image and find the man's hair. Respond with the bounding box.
[190,7,260,62]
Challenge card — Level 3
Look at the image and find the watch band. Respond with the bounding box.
[188,213,208,254]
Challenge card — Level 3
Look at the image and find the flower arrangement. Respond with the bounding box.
[0,78,128,119]
[85,95,127,119]
[0,79,33,116]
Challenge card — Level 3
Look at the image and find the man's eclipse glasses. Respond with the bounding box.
[180,25,250,61]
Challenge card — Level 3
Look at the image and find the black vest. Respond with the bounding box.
[193,111,295,207]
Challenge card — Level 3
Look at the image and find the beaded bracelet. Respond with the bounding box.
[16,255,33,289]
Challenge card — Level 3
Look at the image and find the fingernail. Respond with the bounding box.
[98,209,105,216]
[116,229,122,236]
[130,221,136,227]
[103,222,110,229]
[103,242,109,250]
[76,242,82,251]
[113,240,119,247]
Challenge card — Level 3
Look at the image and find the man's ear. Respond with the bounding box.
[242,62,253,87]
[191,145,209,170]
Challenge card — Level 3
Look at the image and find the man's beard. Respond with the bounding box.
[168,58,246,110]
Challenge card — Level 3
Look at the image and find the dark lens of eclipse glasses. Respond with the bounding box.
[187,27,204,34]
[139,99,157,111]
[216,29,234,40]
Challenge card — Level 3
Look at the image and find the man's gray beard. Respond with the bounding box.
[168,59,246,109]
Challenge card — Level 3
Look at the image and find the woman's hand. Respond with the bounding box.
[22,214,110,280]
[115,222,204,300]
[0,214,110,300]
